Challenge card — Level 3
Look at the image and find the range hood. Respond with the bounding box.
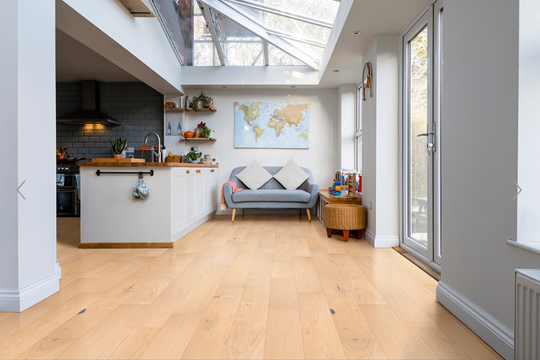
[57,80,122,126]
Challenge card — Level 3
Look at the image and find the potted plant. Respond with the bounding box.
[196,121,212,138]
[186,150,202,163]
[110,137,127,158]
[191,91,212,112]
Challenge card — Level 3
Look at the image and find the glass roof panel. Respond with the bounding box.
[151,0,194,65]
[209,9,265,66]
[229,3,332,43]
[153,0,340,67]
[268,44,305,65]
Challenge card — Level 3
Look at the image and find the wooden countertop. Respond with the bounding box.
[319,189,362,202]
[79,162,219,168]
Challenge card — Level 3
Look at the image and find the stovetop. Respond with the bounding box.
[57,164,79,174]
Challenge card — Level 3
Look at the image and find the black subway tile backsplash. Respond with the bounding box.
[56,82,163,159]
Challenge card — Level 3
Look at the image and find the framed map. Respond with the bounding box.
[234,101,310,149]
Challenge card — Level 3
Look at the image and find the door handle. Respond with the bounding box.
[211,169,214,172]
[196,170,201,173]
[416,131,435,138]
[186,170,190,174]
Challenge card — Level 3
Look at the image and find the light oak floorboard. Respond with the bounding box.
[298,292,346,359]
[0,217,503,360]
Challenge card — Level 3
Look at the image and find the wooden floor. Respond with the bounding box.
[0,216,502,360]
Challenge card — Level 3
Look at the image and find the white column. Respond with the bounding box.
[0,0,59,312]
[361,34,400,248]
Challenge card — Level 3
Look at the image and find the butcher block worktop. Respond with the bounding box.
[79,162,218,168]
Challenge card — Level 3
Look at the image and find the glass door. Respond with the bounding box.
[402,2,443,269]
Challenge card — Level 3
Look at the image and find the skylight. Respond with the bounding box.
[151,0,340,70]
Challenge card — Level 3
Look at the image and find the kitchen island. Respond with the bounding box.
[78,162,219,248]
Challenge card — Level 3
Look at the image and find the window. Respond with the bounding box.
[355,83,362,174]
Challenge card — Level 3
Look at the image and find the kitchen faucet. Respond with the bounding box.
[144,132,162,162]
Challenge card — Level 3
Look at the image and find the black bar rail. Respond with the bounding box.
[95,169,154,177]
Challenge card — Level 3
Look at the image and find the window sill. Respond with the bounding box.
[506,238,540,256]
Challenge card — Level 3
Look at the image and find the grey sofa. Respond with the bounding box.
[223,166,319,221]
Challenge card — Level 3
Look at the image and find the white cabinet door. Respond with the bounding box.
[196,169,206,220]
[211,169,218,211]
[171,170,188,235]
[186,169,197,225]
[203,170,212,215]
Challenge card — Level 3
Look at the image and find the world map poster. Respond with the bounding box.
[234,101,310,149]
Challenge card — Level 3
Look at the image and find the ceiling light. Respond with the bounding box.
[333,70,340,73]
[352,30,361,35]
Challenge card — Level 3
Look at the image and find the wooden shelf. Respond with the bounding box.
[165,107,216,112]
[179,138,217,142]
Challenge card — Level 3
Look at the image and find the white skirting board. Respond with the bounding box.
[364,229,399,248]
[171,211,217,242]
[436,281,513,360]
[0,273,59,313]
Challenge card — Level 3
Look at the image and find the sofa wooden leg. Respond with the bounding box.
[326,228,332,238]
[299,209,302,217]
[232,208,236,222]
[242,208,245,217]
[306,209,311,222]
[343,230,349,242]
[359,229,364,239]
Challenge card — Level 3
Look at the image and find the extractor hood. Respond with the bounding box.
[57,80,122,126]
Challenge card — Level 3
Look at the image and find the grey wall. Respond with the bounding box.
[438,1,524,358]
[56,82,164,159]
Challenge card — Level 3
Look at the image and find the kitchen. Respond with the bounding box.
[56,79,218,247]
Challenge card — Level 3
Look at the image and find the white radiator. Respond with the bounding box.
[515,269,540,360]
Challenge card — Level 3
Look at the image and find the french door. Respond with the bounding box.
[401,1,443,270]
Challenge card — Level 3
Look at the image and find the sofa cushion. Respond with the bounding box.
[232,189,311,203]
[273,159,310,190]
[235,160,273,190]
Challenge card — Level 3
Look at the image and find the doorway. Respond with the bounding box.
[401,1,443,271]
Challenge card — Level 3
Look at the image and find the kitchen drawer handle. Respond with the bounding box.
[196,170,201,173]
[186,170,190,174]
[211,169,214,172]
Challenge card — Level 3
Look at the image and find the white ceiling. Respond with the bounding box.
[55,0,428,88]
[56,29,139,82]
[319,0,428,87]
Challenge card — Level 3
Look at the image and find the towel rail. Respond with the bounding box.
[95,169,154,177]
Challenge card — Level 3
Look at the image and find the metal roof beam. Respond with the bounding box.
[263,40,269,66]
[198,0,319,70]
[266,29,326,48]
[198,1,227,66]
[222,0,333,29]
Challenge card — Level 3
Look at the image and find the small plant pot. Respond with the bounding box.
[112,154,122,159]
[190,159,199,163]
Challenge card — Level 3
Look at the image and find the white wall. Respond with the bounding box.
[362,39,377,236]
[436,1,540,358]
[338,84,356,169]
[165,89,339,214]
[517,0,540,243]
[0,0,59,312]
[361,34,400,247]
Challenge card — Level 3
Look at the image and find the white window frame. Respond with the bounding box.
[355,81,363,172]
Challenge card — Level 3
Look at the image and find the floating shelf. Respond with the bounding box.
[179,138,217,142]
[165,107,216,112]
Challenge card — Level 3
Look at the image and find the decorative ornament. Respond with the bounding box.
[362,62,373,101]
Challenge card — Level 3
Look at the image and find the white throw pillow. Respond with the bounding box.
[235,160,273,190]
[273,159,310,190]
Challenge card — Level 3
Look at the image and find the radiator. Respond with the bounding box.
[515,269,540,360]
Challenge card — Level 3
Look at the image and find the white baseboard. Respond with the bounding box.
[171,211,217,242]
[364,229,399,248]
[55,262,62,280]
[0,273,59,312]
[436,281,513,360]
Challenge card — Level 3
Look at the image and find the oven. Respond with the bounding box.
[57,164,80,217]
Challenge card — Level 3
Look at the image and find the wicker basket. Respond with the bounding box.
[323,204,367,231]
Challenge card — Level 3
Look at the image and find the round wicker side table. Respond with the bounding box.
[322,203,367,241]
